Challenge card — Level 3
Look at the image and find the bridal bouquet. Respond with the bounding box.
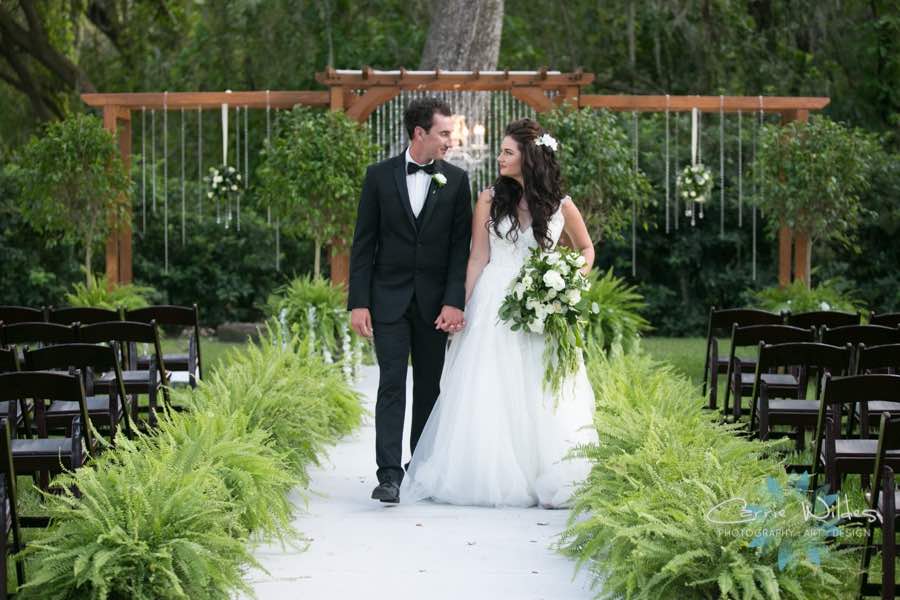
[498,246,592,394]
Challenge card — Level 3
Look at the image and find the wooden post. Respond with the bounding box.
[794,230,811,287]
[103,106,132,287]
[781,109,810,287]
[778,225,793,288]
[329,86,351,286]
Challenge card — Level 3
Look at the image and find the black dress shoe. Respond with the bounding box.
[371,480,400,503]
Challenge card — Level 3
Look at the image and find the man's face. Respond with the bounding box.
[416,112,453,161]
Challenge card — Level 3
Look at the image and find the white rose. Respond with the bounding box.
[591,302,600,314]
[228,166,236,173]
[528,318,545,334]
[820,301,831,311]
[522,274,533,289]
[546,288,557,300]
[526,297,540,311]
[207,192,213,198]
[513,282,526,300]
[231,185,238,191]
[543,270,566,291]
[214,175,223,184]
[558,262,570,275]
[565,289,581,305]
[574,255,587,267]
[551,301,563,313]
[546,254,560,265]
[433,173,447,186]
[690,190,697,198]
[236,174,242,181]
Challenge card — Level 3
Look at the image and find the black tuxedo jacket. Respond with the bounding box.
[347,152,472,324]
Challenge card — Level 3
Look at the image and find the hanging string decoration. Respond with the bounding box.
[141,106,147,234]
[664,95,670,234]
[678,107,713,226]
[163,91,169,273]
[737,109,743,228]
[631,110,639,277]
[719,95,725,238]
[206,91,243,228]
[180,107,186,245]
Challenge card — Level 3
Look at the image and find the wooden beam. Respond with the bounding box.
[81,91,330,110]
[345,87,400,122]
[578,95,830,113]
[315,69,595,90]
[511,88,555,113]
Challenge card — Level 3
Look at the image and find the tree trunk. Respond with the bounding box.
[418,0,504,71]
[313,237,322,279]
[85,241,93,286]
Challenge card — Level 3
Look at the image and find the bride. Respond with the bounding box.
[400,118,599,508]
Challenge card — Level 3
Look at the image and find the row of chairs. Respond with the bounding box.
[0,304,202,387]
[701,307,900,412]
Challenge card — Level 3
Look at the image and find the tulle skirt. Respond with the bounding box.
[400,260,598,508]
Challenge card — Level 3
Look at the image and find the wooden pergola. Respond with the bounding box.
[82,68,829,287]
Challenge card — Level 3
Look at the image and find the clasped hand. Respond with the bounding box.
[434,305,465,333]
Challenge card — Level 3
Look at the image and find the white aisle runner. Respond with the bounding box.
[244,365,598,600]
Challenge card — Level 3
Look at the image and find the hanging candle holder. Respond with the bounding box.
[677,107,713,226]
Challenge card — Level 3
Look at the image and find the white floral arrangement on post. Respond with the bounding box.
[498,245,591,395]
[677,163,713,219]
[205,164,243,204]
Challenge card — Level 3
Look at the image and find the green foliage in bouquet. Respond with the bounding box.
[581,268,650,358]
[499,246,591,394]
[561,352,860,599]
[747,277,863,315]
[64,270,157,310]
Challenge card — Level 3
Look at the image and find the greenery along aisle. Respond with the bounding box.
[562,351,860,599]
[16,328,363,600]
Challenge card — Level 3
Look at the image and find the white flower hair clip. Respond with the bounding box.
[535,133,559,152]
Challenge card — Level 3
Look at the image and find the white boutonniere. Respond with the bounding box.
[432,172,447,188]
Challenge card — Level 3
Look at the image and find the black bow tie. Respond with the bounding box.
[407,161,436,176]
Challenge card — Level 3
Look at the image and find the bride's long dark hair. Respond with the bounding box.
[490,118,564,250]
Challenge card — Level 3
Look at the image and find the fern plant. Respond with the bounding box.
[267,274,372,369]
[560,352,861,599]
[581,268,650,357]
[65,270,157,310]
[17,435,255,600]
[182,326,364,483]
[748,277,863,315]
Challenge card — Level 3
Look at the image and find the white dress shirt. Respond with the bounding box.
[405,148,433,218]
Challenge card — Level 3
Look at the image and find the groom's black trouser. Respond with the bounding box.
[373,295,448,485]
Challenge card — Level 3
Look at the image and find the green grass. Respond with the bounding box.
[159,335,253,373]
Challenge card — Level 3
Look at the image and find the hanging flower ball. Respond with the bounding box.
[205,164,243,202]
[676,163,713,205]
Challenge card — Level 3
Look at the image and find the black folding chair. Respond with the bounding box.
[852,344,900,437]
[812,374,900,493]
[0,306,45,324]
[702,307,784,410]
[723,324,815,421]
[79,321,170,425]
[0,418,25,598]
[0,348,27,437]
[0,372,93,493]
[125,304,202,387]
[871,312,900,329]
[786,310,861,334]
[48,306,121,325]
[0,322,79,348]
[24,343,132,440]
[859,412,900,599]
[750,342,852,454]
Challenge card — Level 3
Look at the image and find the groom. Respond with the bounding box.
[348,97,473,503]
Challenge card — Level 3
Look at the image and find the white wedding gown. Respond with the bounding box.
[400,197,598,508]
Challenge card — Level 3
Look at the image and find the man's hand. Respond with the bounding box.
[434,305,465,333]
[350,308,373,338]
